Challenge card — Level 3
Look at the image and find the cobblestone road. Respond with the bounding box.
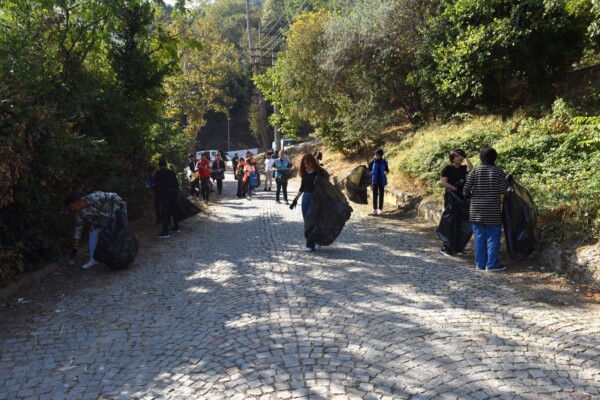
[1,176,599,400]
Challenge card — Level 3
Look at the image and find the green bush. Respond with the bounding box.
[390,99,600,242]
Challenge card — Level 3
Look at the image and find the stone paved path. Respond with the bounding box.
[1,176,599,400]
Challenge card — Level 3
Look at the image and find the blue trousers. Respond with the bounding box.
[472,223,502,269]
[301,192,315,250]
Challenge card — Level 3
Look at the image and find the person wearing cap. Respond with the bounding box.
[463,147,509,272]
[439,149,473,257]
[368,149,389,216]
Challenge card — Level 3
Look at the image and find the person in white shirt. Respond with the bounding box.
[263,151,275,191]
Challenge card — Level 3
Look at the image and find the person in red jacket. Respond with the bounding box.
[196,153,212,203]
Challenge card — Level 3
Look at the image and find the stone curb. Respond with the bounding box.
[0,260,63,300]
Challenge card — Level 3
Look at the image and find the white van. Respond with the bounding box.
[196,150,218,162]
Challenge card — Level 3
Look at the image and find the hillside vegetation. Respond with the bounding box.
[387,100,599,243]
[1,0,599,286]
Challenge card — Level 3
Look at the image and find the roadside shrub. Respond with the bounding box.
[390,99,600,242]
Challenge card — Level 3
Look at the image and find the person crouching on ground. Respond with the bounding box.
[290,153,328,252]
[463,147,508,272]
[439,148,473,256]
[66,191,127,269]
[155,159,180,238]
[368,148,389,216]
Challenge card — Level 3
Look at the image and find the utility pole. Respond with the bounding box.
[245,0,254,72]
[273,50,280,152]
[245,0,270,149]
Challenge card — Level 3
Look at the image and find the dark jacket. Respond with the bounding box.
[154,167,179,192]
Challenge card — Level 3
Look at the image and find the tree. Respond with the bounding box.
[419,0,588,113]
[164,17,239,140]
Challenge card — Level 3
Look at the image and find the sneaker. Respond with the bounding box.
[304,247,315,252]
[486,264,507,272]
[171,228,181,233]
[377,209,383,215]
[440,247,455,257]
[276,200,281,204]
[82,259,98,269]
[371,210,378,216]
[285,200,289,205]
[315,244,322,250]
[157,232,170,239]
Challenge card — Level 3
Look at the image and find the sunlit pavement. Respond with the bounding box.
[1,176,599,400]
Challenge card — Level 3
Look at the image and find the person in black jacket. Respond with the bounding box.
[290,153,327,252]
[154,159,180,238]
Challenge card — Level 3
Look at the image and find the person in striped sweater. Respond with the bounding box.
[463,147,509,272]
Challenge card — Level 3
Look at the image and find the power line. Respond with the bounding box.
[262,10,286,37]
[261,0,312,50]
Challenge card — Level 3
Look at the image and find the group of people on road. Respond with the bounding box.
[188,152,226,202]
[66,142,511,272]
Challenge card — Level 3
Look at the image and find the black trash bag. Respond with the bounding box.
[305,175,353,246]
[502,175,538,261]
[175,193,201,222]
[345,165,371,204]
[435,190,472,254]
[94,209,140,270]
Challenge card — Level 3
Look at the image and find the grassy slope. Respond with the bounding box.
[384,101,599,244]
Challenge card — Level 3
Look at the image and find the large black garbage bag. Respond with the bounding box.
[435,190,472,253]
[176,193,201,222]
[345,165,371,204]
[503,175,537,261]
[94,209,140,270]
[305,175,353,245]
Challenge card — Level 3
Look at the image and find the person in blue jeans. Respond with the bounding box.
[290,153,327,252]
[463,147,508,272]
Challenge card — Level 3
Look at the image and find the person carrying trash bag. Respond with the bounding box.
[502,174,538,262]
[437,149,473,256]
[66,191,132,269]
[368,149,390,215]
[290,153,353,251]
[345,165,371,204]
[463,147,509,272]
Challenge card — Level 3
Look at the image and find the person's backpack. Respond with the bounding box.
[249,173,259,187]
